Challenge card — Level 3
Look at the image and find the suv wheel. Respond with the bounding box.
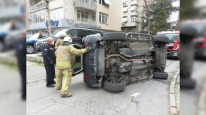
[26,45,35,54]
[153,72,168,79]
[103,80,127,92]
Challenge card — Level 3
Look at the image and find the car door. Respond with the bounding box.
[66,29,84,75]
[72,43,84,76]
[66,29,82,45]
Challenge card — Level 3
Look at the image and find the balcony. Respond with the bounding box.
[75,18,97,28]
[74,1,97,11]
[30,2,46,13]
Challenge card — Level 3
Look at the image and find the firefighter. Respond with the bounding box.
[55,33,67,49]
[56,36,91,97]
[42,37,56,87]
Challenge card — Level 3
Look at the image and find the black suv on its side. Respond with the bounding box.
[34,28,103,52]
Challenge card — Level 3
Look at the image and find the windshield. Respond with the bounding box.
[28,33,39,40]
[54,29,67,37]
[157,33,179,43]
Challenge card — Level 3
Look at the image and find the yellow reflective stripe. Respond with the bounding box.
[81,49,87,53]
[56,83,62,87]
[62,70,69,91]
[56,62,71,68]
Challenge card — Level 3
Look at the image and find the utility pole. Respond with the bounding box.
[43,0,51,36]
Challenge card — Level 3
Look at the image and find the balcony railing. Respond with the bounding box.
[74,1,97,11]
[30,2,46,13]
[75,18,97,28]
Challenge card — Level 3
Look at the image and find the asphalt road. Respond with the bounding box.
[27,59,179,115]
[180,60,206,115]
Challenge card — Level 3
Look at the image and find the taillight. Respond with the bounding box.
[86,75,88,81]
[86,42,88,48]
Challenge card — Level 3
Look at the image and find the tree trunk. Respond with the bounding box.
[144,0,151,35]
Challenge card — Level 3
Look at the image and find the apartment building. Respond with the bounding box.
[27,0,122,34]
[121,0,145,33]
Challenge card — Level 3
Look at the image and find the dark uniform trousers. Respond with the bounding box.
[45,65,55,85]
[42,43,56,86]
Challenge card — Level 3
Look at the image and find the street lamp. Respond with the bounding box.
[42,0,51,36]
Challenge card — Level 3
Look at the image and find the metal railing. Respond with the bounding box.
[30,3,46,13]
[74,1,97,11]
[75,18,97,28]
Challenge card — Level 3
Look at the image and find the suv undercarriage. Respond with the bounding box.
[81,32,169,92]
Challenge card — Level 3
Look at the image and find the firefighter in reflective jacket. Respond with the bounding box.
[56,36,91,97]
[55,33,67,49]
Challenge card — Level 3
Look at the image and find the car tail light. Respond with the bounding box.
[86,75,88,81]
[86,42,88,48]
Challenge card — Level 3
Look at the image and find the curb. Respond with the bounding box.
[198,84,206,115]
[27,54,44,63]
[169,70,180,115]
[0,52,17,65]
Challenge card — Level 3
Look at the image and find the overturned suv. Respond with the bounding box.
[79,32,169,92]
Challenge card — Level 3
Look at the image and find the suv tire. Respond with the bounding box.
[153,72,168,79]
[102,32,126,41]
[26,45,35,54]
[103,80,127,92]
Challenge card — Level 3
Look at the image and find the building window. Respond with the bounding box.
[122,16,128,23]
[99,0,103,4]
[123,7,128,13]
[132,28,136,33]
[131,15,138,22]
[131,5,137,12]
[99,0,109,7]
[124,28,129,33]
[33,14,37,23]
[77,10,89,22]
[99,12,108,24]
[80,0,88,3]
[91,13,96,22]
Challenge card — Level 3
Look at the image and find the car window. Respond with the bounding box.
[66,29,78,38]
[157,33,179,43]
[200,27,206,36]
[28,33,39,40]
[54,29,67,37]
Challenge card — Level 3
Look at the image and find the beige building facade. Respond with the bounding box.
[121,0,145,33]
[27,0,122,33]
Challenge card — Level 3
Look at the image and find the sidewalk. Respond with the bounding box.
[27,61,46,84]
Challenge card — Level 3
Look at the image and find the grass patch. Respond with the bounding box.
[29,60,44,67]
[0,61,18,70]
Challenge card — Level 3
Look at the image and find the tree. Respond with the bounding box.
[143,0,151,35]
[150,0,174,35]
[143,0,176,35]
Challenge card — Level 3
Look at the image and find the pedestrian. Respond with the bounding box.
[55,33,67,49]
[56,36,91,97]
[38,31,44,38]
[42,37,56,87]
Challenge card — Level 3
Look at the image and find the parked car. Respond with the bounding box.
[71,32,169,92]
[26,32,48,53]
[182,20,206,59]
[34,28,103,52]
[0,22,25,51]
[26,35,32,39]
[34,28,68,52]
[156,31,180,59]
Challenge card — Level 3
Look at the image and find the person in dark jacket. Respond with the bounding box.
[42,37,56,87]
